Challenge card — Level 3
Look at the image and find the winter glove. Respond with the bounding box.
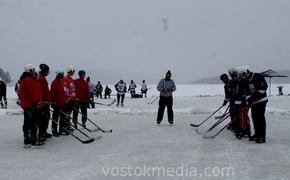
[222,100,228,106]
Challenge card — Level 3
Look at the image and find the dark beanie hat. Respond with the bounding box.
[39,63,49,72]
[166,70,171,75]
[78,70,86,76]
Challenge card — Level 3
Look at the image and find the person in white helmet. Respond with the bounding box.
[61,66,76,134]
[19,64,42,146]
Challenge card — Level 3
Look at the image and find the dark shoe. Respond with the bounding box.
[31,139,42,146]
[44,133,52,138]
[249,135,256,141]
[82,123,86,128]
[168,120,173,125]
[24,137,31,145]
[52,132,59,137]
[38,136,46,143]
[255,137,266,143]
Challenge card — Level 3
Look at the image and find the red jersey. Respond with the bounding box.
[75,78,90,102]
[50,78,66,107]
[38,74,50,102]
[19,76,41,108]
[63,75,76,101]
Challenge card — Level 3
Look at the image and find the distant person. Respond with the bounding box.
[86,76,95,108]
[115,79,127,106]
[128,80,137,98]
[104,86,112,99]
[0,78,7,109]
[14,80,21,106]
[141,80,148,98]
[95,81,103,99]
[156,70,176,125]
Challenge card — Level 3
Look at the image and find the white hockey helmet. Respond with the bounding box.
[24,64,36,72]
[67,66,75,73]
[55,68,64,75]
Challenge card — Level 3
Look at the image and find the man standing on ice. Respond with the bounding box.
[73,70,90,128]
[156,70,176,125]
[0,78,7,109]
[115,79,127,106]
[37,64,52,141]
[247,68,268,143]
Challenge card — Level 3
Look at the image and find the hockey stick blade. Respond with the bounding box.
[215,115,225,119]
[190,123,199,127]
[82,138,95,144]
[202,134,215,139]
[195,128,203,134]
[91,128,113,133]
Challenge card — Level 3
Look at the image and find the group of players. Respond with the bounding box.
[220,66,268,143]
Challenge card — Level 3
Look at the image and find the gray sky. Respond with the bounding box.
[1,0,290,83]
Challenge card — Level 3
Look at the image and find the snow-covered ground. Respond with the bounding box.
[1,84,290,180]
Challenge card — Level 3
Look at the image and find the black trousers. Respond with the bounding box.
[157,96,174,123]
[117,94,125,104]
[96,92,102,99]
[39,104,50,136]
[251,101,267,138]
[130,91,136,98]
[88,92,95,108]
[141,90,147,98]
[23,107,37,140]
[73,101,88,125]
[51,106,66,133]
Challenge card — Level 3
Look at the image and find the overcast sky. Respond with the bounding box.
[1,0,290,83]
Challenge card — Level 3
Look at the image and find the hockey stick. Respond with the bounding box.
[72,106,113,133]
[51,109,98,142]
[214,105,230,119]
[45,109,95,144]
[202,121,231,139]
[147,96,159,104]
[190,105,225,127]
[196,106,239,134]
[94,99,116,106]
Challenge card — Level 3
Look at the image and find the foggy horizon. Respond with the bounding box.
[1,0,290,83]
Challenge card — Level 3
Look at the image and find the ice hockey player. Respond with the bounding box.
[37,64,52,142]
[235,67,251,139]
[73,70,90,128]
[86,76,95,108]
[104,86,112,99]
[247,68,268,143]
[141,80,148,98]
[226,68,239,132]
[128,80,137,98]
[0,78,7,109]
[50,68,66,137]
[19,64,42,146]
[115,79,127,106]
[95,81,103,99]
[156,70,176,125]
[62,66,76,135]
